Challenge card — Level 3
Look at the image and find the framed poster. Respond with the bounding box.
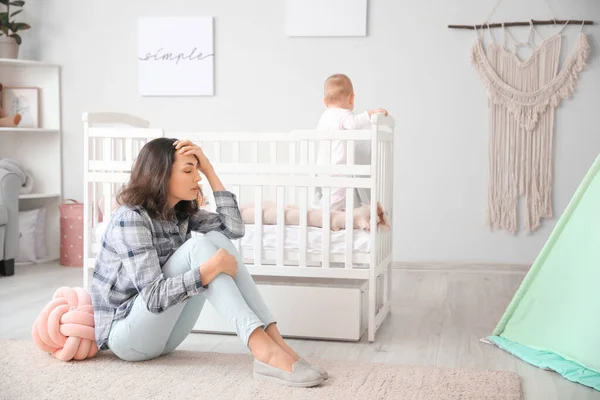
[138,17,214,96]
[285,0,368,37]
[2,86,39,128]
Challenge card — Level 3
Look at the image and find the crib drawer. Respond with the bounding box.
[192,277,368,341]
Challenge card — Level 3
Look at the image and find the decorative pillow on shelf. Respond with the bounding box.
[16,207,47,263]
[17,209,39,263]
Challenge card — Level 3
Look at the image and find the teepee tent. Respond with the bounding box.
[487,153,600,391]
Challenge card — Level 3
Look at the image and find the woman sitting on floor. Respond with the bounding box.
[91,138,326,388]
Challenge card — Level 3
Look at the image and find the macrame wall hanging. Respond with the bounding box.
[449,0,593,234]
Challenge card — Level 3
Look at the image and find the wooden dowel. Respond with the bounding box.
[449,19,593,30]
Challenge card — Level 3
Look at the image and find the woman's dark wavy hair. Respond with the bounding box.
[118,137,198,221]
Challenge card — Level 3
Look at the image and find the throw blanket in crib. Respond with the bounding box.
[92,195,390,232]
[0,158,34,194]
[240,202,389,231]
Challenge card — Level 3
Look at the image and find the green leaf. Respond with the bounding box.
[0,0,9,5]
[14,22,30,30]
[10,9,22,18]
[0,26,8,35]
[9,33,21,44]
[9,1,25,6]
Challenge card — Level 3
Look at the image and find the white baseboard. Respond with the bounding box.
[392,261,530,274]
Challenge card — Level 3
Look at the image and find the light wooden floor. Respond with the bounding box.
[1,262,598,400]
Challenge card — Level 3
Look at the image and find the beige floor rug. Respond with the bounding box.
[1,340,522,400]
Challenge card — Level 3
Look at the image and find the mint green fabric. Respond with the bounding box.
[490,153,600,390]
[488,336,600,390]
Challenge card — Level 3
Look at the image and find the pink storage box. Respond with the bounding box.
[59,200,84,267]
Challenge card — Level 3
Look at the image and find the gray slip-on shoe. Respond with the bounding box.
[253,359,324,387]
[300,358,328,380]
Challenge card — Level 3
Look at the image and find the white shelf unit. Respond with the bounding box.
[0,58,62,264]
[19,193,61,200]
[0,127,59,133]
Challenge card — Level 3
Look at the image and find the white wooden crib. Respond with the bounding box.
[82,112,394,342]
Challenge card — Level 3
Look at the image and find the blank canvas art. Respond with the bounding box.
[138,17,214,96]
[285,0,367,37]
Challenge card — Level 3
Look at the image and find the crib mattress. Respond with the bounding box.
[92,222,371,254]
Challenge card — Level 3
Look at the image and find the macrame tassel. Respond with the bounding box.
[473,31,590,233]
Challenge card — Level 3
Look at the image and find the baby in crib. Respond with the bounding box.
[238,74,390,232]
[314,73,387,211]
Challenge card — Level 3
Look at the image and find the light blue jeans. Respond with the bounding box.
[107,231,276,362]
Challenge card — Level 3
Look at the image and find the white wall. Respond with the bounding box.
[24,0,600,265]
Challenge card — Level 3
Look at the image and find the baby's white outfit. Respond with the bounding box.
[314,107,372,210]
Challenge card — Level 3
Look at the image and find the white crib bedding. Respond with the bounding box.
[239,224,371,254]
[91,222,371,254]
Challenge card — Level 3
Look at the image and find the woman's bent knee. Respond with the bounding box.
[187,235,221,267]
[189,235,219,255]
[204,231,229,243]
[188,235,216,248]
[204,231,239,255]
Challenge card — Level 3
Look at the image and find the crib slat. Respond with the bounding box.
[121,138,126,161]
[368,128,379,340]
[322,140,331,163]
[233,142,240,163]
[389,142,393,255]
[83,132,91,290]
[300,140,308,164]
[346,138,355,269]
[382,142,387,257]
[276,186,285,267]
[322,188,331,268]
[91,139,98,230]
[377,141,382,264]
[103,183,113,224]
[125,138,133,164]
[299,143,308,268]
[345,189,354,269]
[382,141,386,257]
[390,143,394,257]
[103,137,112,167]
[92,182,98,226]
[308,141,316,206]
[102,138,114,222]
[386,138,394,311]
[93,140,99,228]
[232,185,242,255]
[347,140,354,165]
[289,142,296,204]
[270,142,277,163]
[269,143,277,205]
[91,137,97,167]
[299,187,308,268]
[380,141,385,264]
[214,142,221,163]
[254,187,263,266]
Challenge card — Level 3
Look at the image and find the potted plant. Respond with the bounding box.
[0,0,30,59]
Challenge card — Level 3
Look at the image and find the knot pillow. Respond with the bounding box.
[32,286,98,361]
